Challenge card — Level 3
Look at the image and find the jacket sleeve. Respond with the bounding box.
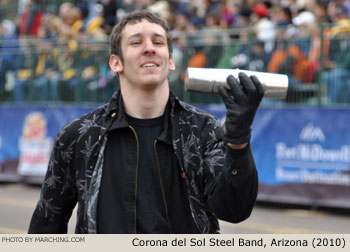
[202,122,258,224]
[28,126,78,234]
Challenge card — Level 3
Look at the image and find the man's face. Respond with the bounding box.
[110,19,175,90]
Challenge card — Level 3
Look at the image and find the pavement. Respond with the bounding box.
[0,183,349,234]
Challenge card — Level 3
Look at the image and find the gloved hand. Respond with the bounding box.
[218,72,264,145]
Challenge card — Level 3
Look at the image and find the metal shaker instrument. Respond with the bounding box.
[184,68,289,99]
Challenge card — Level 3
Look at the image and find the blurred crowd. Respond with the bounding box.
[0,0,350,104]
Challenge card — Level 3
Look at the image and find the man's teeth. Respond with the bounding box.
[143,63,157,67]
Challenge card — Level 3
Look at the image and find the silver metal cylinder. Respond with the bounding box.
[184,67,289,99]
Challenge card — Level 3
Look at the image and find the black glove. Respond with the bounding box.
[218,72,264,145]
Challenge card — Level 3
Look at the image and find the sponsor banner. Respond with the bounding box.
[0,105,95,183]
[199,105,350,208]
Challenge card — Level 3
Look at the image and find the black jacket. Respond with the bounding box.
[28,91,258,234]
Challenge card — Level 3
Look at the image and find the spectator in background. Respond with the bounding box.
[116,0,137,19]
[12,38,37,103]
[226,39,270,73]
[267,39,311,86]
[344,0,350,17]
[0,19,18,101]
[32,42,60,102]
[305,1,346,83]
[79,36,102,101]
[306,21,331,83]
[19,0,43,37]
[85,3,107,40]
[312,0,332,23]
[200,10,227,70]
[187,46,207,69]
[59,1,74,21]
[329,1,350,35]
[321,2,350,103]
[58,2,84,38]
[97,0,118,34]
[236,6,252,29]
[251,4,275,52]
[235,7,252,41]
[32,22,61,102]
[168,31,186,99]
[147,0,171,21]
[216,34,242,69]
[247,40,271,72]
[95,48,116,103]
[56,39,80,102]
[293,11,317,52]
[270,5,297,39]
[184,45,214,103]
[202,10,227,42]
[219,0,237,28]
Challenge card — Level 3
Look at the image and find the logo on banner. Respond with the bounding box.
[17,112,53,176]
[299,123,325,142]
[275,122,350,186]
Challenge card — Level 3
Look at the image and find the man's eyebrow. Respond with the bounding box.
[152,33,166,39]
[126,32,166,42]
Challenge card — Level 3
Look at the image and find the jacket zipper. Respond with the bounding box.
[129,125,139,234]
[154,140,172,233]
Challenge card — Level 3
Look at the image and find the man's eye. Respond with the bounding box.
[154,41,164,45]
[131,41,141,45]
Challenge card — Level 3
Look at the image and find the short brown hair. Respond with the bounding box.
[109,10,173,62]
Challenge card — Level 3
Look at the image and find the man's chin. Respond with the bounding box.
[140,81,161,91]
[141,77,166,89]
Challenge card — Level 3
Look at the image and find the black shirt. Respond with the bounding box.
[126,114,169,233]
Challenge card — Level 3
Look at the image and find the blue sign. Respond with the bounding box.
[199,105,350,208]
[0,104,95,181]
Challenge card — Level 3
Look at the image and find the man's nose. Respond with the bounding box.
[143,39,156,55]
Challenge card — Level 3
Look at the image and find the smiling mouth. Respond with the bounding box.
[142,63,158,68]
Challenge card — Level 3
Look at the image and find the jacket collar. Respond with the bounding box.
[157,99,172,145]
[107,90,129,131]
[106,90,181,146]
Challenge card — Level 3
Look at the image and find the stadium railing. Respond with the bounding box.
[1,24,349,106]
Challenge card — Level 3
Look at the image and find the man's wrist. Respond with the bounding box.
[227,142,248,149]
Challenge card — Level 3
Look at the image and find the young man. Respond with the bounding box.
[28,10,264,234]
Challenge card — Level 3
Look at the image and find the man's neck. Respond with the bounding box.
[120,84,169,119]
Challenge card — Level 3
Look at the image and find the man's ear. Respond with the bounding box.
[168,55,176,71]
[109,54,123,73]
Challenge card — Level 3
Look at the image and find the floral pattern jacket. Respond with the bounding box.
[28,91,258,234]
